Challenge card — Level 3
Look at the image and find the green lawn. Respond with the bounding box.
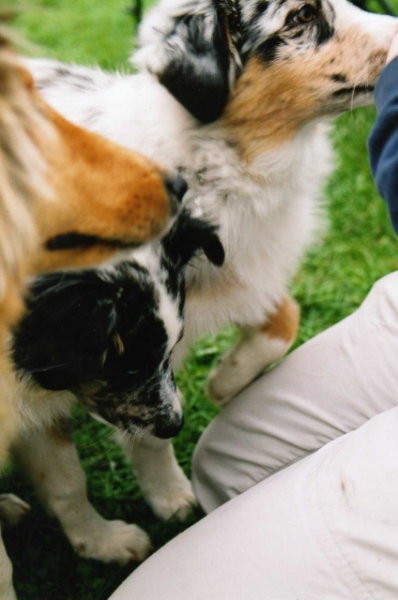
[4,0,398,598]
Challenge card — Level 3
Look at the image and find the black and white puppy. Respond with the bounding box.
[10,210,224,565]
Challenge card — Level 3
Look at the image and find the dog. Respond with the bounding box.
[22,0,398,563]
[0,21,187,599]
[27,0,398,400]
[11,209,224,567]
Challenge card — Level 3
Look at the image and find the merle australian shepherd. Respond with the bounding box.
[18,0,398,565]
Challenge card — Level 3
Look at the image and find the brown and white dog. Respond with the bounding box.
[0,25,187,600]
[20,0,398,569]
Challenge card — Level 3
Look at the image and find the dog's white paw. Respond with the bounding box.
[206,353,244,407]
[148,479,196,521]
[0,494,31,529]
[70,519,151,565]
[207,334,291,407]
[124,435,197,522]
[0,583,17,600]
[0,535,17,600]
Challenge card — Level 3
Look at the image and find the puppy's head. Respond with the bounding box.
[134,0,397,127]
[13,210,224,439]
[134,0,242,123]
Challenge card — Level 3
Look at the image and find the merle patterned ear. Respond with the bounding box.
[137,0,235,123]
[12,270,120,390]
[162,208,225,269]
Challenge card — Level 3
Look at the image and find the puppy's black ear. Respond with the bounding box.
[162,208,225,268]
[12,270,119,390]
[135,0,240,123]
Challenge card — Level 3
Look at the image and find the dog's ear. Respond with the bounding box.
[162,208,225,269]
[12,270,121,391]
[134,0,240,123]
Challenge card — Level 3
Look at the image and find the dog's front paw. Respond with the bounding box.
[70,519,151,565]
[149,478,196,521]
[0,494,31,529]
[207,333,291,407]
[124,435,197,522]
[206,352,244,407]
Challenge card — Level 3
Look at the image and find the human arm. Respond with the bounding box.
[368,34,398,233]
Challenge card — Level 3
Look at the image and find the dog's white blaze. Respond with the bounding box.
[128,244,183,353]
[156,282,182,353]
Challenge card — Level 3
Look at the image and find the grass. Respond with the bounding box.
[3,0,398,598]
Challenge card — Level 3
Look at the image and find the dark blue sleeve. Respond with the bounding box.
[368,57,398,235]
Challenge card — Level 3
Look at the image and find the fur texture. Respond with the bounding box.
[13,210,224,438]
[0,21,187,600]
[0,31,184,477]
[18,0,398,575]
[26,0,398,391]
[12,209,224,564]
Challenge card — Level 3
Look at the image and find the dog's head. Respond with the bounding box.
[134,0,397,127]
[13,209,224,439]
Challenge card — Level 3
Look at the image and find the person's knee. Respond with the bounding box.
[361,271,398,328]
[369,271,398,305]
[192,399,270,513]
[191,421,225,513]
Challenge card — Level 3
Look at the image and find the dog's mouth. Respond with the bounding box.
[89,408,184,439]
[78,385,184,440]
[325,83,376,115]
[331,85,375,99]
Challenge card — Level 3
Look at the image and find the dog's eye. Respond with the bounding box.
[290,4,318,24]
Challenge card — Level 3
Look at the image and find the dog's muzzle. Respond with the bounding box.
[164,173,188,214]
[154,411,184,439]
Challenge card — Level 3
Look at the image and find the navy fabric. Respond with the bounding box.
[368,57,398,234]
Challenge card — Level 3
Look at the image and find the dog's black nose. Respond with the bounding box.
[165,174,188,205]
[154,413,184,439]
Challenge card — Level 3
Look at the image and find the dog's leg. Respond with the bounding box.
[0,495,25,600]
[119,434,196,521]
[0,494,30,529]
[0,531,16,600]
[13,420,151,565]
[207,295,300,407]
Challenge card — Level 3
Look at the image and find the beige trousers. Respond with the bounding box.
[110,272,398,600]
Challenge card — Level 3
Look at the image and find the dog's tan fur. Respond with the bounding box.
[0,39,47,466]
[21,70,173,275]
[0,57,174,462]
[0,27,180,598]
[226,28,387,163]
[261,296,300,343]
[0,58,173,329]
